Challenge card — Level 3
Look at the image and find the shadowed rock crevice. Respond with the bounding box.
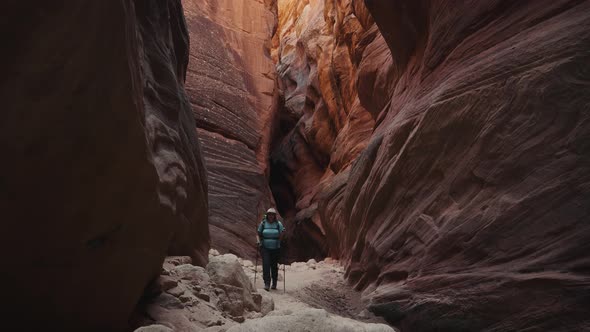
[268,99,329,262]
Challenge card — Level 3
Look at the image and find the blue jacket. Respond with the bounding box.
[257,218,285,249]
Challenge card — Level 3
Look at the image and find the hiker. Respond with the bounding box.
[256,207,285,291]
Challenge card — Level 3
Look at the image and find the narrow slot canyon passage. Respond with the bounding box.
[3,0,590,331]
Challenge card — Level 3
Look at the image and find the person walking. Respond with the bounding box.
[256,208,285,291]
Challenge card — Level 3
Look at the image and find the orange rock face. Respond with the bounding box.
[270,0,391,261]
[1,1,208,330]
[273,0,590,330]
[183,0,280,259]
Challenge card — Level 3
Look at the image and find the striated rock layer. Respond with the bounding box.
[273,0,590,330]
[271,0,389,261]
[1,1,208,330]
[183,0,279,259]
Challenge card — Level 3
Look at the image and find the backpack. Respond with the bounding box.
[258,217,281,238]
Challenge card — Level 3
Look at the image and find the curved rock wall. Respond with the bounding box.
[271,0,392,261]
[183,0,279,259]
[273,0,590,330]
[1,1,208,330]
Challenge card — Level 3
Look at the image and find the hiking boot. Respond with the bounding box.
[271,284,277,290]
[264,285,270,291]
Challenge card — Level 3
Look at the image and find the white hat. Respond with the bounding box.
[266,208,277,214]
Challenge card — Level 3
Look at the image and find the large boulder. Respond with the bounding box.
[1,0,208,330]
[172,264,211,285]
[207,254,260,314]
[207,254,254,292]
[226,308,395,332]
[136,254,272,330]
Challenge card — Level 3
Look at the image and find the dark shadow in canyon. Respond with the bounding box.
[268,96,329,264]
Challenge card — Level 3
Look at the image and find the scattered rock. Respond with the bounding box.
[179,292,195,303]
[158,276,178,292]
[357,309,370,319]
[142,280,164,300]
[209,249,220,256]
[165,256,193,266]
[216,283,259,316]
[166,286,185,298]
[289,262,307,271]
[196,292,211,302]
[266,309,293,317]
[260,292,275,316]
[205,319,224,327]
[204,326,229,332]
[172,264,210,285]
[246,312,263,319]
[145,306,199,332]
[134,324,173,332]
[251,293,262,308]
[151,293,185,310]
[307,259,317,265]
[231,315,245,323]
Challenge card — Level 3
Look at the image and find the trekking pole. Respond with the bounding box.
[254,245,259,288]
[283,263,286,293]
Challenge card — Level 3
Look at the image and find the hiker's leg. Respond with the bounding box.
[270,249,279,286]
[262,248,271,287]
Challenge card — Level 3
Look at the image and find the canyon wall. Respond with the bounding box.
[274,0,590,330]
[1,1,208,330]
[271,0,391,261]
[183,0,279,259]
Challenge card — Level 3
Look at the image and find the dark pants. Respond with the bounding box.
[261,247,280,287]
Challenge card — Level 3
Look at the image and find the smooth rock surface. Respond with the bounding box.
[1,1,208,330]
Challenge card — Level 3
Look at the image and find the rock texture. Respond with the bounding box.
[1,1,208,330]
[272,0,590,331]
[134,252,274,331]
[183,0,280,259]
[270,0,390,261]
[226,308,395,332]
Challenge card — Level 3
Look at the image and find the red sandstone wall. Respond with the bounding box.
[1,1,209,330]
[183,0,281,259]
[273,0,590,330]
